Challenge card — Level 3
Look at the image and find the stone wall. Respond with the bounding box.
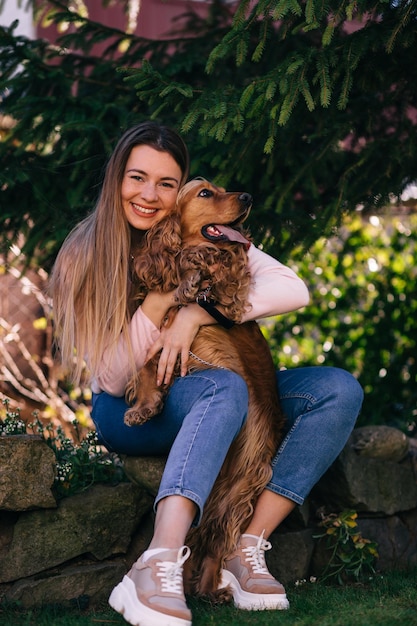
[1,426,416,608]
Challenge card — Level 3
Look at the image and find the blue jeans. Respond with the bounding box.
[92,366,363,521]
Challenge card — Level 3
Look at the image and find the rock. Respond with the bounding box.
[357,509,417,571]
[408,438,417,478]
[122,455,166,496]
[350,426,410,462]
[0,483,153,583]
[266,529,315,584]
[126,510,155,567]
[1,559,127,608]
[313,445,417,515]
[0,435,57,511]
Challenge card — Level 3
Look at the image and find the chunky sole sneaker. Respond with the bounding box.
[220,568,289,610]
[109,546,192,626]
[219,532,290,611]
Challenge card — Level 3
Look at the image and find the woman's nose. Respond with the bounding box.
[141,182,158,201]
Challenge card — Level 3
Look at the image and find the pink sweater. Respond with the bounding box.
[92,244,309,396]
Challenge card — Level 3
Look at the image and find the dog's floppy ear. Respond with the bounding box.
[144,213,182,253]
[133,214,182,293]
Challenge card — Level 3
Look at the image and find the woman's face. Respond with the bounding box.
[121,144,182,230]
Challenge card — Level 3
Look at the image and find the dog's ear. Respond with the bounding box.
[133,214,182,293]
[145,214,182,253]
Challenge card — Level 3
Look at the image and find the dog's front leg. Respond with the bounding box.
[124,355,169,425]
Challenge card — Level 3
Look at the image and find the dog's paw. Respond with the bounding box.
[202,586,234,605]
[124,406,154,426]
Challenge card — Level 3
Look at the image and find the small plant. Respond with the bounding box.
[314,509,379,584]
[1,398,126,498]
[0,400,26,435]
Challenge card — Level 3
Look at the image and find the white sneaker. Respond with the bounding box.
[109,546,192,625]
[220,532,289,610]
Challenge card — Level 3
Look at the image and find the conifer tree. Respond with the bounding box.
[1,0,416,267]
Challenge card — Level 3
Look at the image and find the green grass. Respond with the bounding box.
[1,570,417,626]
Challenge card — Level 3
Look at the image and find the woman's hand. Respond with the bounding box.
[146,303,214,386]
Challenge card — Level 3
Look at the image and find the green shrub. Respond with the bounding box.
[265,212,417,432]
[314,510,379,584]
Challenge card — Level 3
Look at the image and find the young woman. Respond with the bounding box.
[50,122,363,626]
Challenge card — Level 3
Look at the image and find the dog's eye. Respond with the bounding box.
[198,188,214,198]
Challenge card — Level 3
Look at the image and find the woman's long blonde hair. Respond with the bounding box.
[49,122,189,384]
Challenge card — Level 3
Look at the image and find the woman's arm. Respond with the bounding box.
[92,307,160,396]
[242,244,309,321]
[92,291,176,396]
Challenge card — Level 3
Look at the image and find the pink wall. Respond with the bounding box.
[89,0,210,39]
[36,0,211,43]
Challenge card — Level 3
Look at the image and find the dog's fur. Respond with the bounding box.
[125,179,285,600]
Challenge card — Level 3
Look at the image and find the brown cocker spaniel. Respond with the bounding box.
[125,179,285,601]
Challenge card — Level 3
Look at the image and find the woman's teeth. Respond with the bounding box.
[132,203,157,214]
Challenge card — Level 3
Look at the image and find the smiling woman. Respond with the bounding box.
[49,121,362,626]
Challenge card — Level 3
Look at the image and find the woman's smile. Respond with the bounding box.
[130,202,159,216]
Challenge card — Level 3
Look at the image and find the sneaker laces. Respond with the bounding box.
[156,546,191,594]
[242,530,272,574]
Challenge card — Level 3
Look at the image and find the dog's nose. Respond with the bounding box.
[238,192,252,206]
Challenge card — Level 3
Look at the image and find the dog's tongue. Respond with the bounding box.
[213,224,250,248]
